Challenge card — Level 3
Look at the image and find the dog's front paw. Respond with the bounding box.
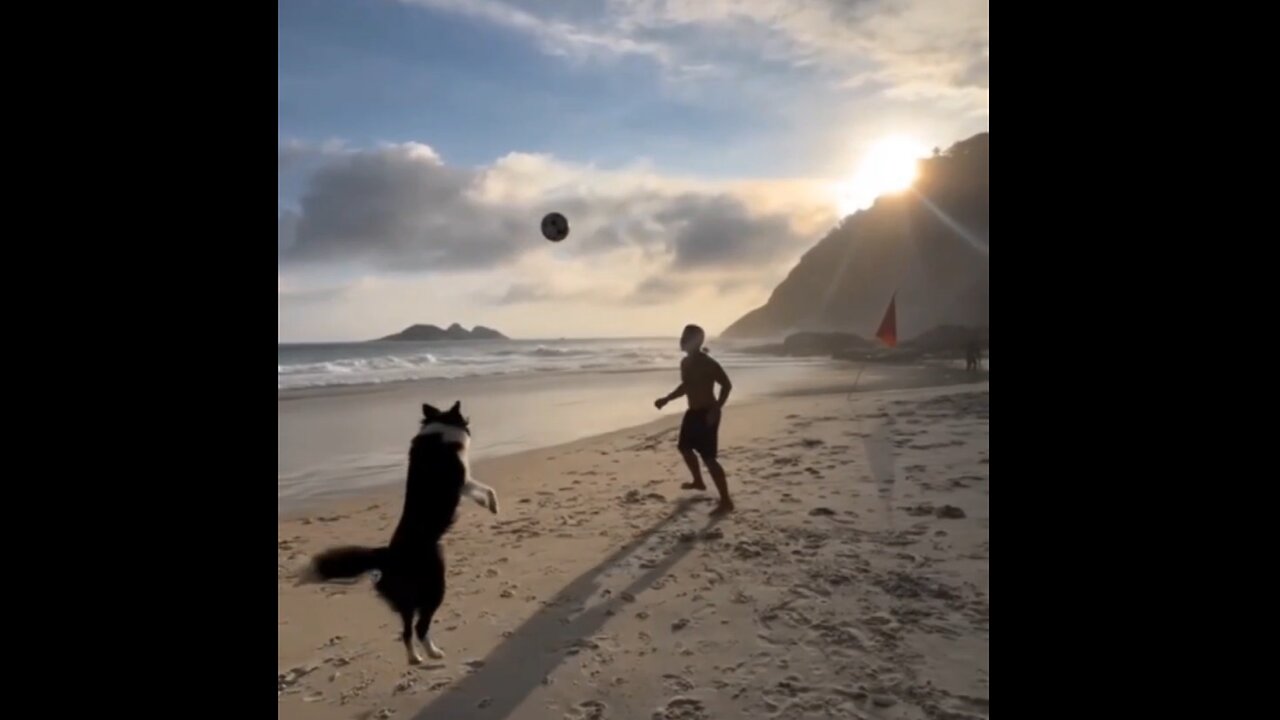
[487,490,499,514]
[426,640,446,659]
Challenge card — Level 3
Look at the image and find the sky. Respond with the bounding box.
[278,0,989,342]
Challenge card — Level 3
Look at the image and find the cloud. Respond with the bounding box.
[493,281,622,305]
[277,139,835,343]
[494,281,634,306]
[278,142,827,278]
[278,138,348,172]
[629,274,691,305]
[398,0,988,114]
[278,210,299,254]
[495,268,737,309]
[278,285,349,306]
[277,265,771,342]
[655,194,796,269]
[279,142,530,271]
[497,282,555,304]
[617,0,988,112]
[398,0,676,67]
[278,272,352,307]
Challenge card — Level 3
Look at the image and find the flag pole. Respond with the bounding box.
[848,364,868,399]
[848,291,898,399]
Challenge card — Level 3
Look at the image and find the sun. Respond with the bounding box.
[835,135,930,216]
[861,135,928,194]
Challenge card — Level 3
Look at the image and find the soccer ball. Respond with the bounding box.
[541,212,569,242]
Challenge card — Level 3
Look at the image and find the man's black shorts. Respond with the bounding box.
[678,408,719,459]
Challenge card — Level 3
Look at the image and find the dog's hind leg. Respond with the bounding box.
[415,553,447,659]
[414,600,445,659]
[400,609,424,665]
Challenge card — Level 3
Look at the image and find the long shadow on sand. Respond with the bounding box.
[412,497,717,720]
[863,414,898,531]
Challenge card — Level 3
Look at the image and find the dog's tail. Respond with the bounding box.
[295,546,387,586]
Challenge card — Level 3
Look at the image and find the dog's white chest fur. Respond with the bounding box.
[418,422,471,450]
[416,422,497,515]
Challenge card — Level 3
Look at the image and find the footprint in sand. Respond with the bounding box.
[662,674,695,694]
[693,604,718,619]
[653,697,708,720]
[566,700,608,719]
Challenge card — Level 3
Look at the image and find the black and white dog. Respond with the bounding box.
[298,401,498,664]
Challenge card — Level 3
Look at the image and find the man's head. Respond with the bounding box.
[680,324,705,354]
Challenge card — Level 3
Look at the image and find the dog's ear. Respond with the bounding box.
[449,400,461,415]
[422,403,441,419]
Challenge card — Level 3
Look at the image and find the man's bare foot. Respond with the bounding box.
[681,482,708,491]
[709,500,734,515]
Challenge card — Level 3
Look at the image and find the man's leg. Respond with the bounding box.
[677,411,707,491]
[700,418,732,513]
[680,449,707,490]
[704,456,732,513]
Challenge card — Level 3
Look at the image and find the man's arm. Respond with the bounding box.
[704,361,732,426]
[714,362,732,408]
[655,383,685,409]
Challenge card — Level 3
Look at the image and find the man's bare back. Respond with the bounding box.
[680,352,730,411]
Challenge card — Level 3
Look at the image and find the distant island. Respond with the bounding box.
[376,323,508,342]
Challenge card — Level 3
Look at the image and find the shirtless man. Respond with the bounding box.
[655,324,734,515]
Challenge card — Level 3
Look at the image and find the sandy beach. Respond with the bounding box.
[277,376,989,720]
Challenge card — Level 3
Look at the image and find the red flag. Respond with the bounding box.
[875,293,897,347]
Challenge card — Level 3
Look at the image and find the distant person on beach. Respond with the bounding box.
[655,324,734,515]
[965,338,982,372]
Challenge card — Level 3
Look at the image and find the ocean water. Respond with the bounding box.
[278,337,819,391]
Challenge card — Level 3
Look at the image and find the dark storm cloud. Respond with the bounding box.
[278,144,806,278]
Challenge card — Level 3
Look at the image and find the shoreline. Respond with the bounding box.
[277,336,805,395]
[279,373,986,524]
[276,365,677,401]
[276,356,976,400]
[278,363,979,518]
[278,409,683,523]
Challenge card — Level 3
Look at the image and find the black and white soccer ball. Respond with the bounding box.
[541,212,569,242]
